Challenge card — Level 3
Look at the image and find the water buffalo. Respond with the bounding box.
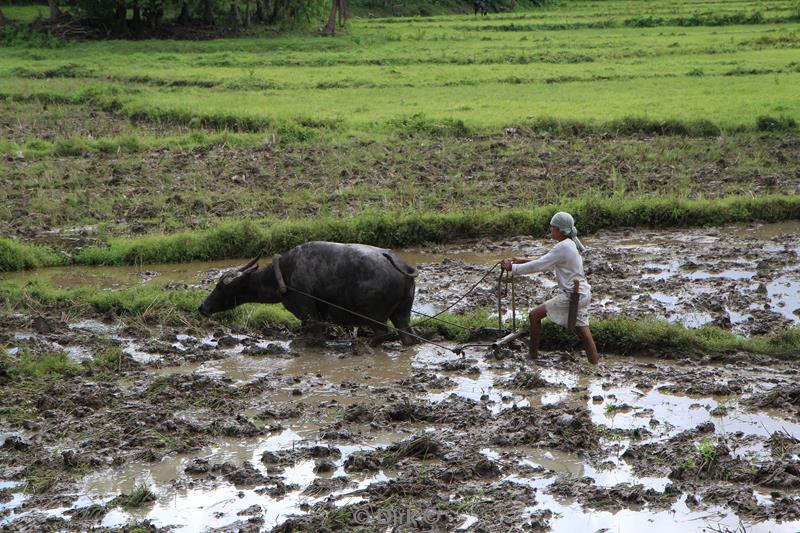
[199,242,418,346]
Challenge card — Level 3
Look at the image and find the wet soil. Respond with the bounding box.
[2,223,800,531]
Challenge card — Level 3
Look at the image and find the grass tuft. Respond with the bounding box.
[0,238,66,272]
[9,348,83,379]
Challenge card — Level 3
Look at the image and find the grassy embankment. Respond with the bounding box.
[3,194,800,271]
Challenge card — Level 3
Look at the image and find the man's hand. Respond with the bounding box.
[501,259,512,271]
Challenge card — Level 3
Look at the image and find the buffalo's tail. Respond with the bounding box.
[383,253,418,278]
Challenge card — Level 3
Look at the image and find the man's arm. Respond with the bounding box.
[505,246,564,275]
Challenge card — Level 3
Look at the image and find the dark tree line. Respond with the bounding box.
[29,0,347,34]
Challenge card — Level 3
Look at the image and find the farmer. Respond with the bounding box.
[501,212,600,365]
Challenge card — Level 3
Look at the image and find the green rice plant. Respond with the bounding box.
[696,437,717,470]
[388,113,471,137]
[0,238,66,272]
[91,344,125,372]
[53,138,90,157]
[113,485,156,509]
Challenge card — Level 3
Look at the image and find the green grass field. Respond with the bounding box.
[1,0,799,137]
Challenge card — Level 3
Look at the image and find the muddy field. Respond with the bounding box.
[3,119,800,243]
[2,222,800,532]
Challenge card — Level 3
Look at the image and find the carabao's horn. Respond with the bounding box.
[238,253,262,272]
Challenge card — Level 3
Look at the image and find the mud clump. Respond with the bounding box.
[492,406,598,452]
[503,370,551,389]
[658,379,745,396]
[746,384,800,418]
[550,477,681,512]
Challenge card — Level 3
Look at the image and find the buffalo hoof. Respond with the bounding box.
[369,333,397,347]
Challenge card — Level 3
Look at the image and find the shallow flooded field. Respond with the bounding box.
[2,222,800,532]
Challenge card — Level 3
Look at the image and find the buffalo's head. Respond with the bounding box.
[199,254,261,317]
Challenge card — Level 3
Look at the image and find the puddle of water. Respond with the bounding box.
[492,445,671,493]
[457,514,479,530]
[669,311,714,329]
[641,260,681,281]
[638,292,680,306]
[590,382,800,442]
[81,425,409,532]
[517,477,798,533]
[685,269,757,281]
[0,481,28,527]
[426,370,506,410]
[8,334,93,362]
[767,279,800,323]
[731,220,800,242]
[5,259,244,291]
[68,319,119,334]
[121,338,161,364]
[82,428,312,496]
[727,307,752,325]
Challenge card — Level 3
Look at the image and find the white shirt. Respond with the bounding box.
[511,239,590,293]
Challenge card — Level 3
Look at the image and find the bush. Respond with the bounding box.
[0,23,62,48]
[756,115,798,132]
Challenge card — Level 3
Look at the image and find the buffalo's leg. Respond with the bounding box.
[284,294,326,345]
[391,294,418,347]
[369,323,397,347]
[299,320,326,345]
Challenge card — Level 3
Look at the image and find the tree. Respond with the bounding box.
[202,0,215,24]
[254,0,265,22]
[321,0,347,35]
[0,7,7,26]
[48,0,61,21]
[177,1,191,23]
[67,0,330,34]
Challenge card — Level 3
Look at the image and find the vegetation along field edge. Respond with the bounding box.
[2,193,799,272]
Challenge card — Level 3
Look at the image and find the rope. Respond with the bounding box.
[282,285,462,354]
[409,308,472,331]
[410,261,502,326]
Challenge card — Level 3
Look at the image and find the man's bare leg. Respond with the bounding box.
[575,325,599,365]
[528,305,547,359]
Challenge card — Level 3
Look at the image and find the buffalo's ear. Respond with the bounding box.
[221,272,239,285]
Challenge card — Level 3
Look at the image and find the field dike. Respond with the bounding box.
[3,194,800,272]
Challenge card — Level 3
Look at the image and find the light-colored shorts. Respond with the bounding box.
[544,289,591,328]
